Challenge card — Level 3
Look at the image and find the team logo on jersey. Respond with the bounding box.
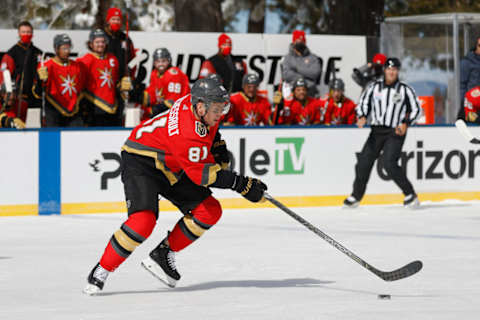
[98,67,113,88]
[195,121,207,137]
[59,74,77,97]
[243,111,257,125]
[168,68,178,75]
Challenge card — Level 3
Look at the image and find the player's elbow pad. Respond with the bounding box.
[210,170,236,189]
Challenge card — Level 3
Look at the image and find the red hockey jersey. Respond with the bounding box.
[276,97,322,125]
[224,92,271,125]
[77,52,120,114]
[464,86,480,116]
[33,57,86,116]
[143,66,190,115]
[322,96,357,125]
[122,95,221,186]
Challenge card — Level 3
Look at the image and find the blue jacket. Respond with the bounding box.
[460,51,480,100]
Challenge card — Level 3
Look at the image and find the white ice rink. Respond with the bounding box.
[1,201,480,320]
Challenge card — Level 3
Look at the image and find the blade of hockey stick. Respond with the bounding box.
[455,119,480,144]
[264,192,423,281]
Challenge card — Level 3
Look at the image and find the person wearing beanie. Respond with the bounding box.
[281,29,321,98]
[0,21,43,121]
[351,52,386,91]
[199,33,247,93]
[32,33,86,127]
[103,7,137,123]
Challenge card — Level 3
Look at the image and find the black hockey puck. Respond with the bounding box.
[377,294,391,300]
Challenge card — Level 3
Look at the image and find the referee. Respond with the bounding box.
[343,57,421,208]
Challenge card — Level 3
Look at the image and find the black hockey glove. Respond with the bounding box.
[212,139,230,169]
[233,175,267,203]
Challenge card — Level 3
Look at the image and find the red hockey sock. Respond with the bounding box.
[168,196,222,252]
[99,210,156,272]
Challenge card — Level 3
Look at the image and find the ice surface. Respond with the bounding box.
[1,201,480,320]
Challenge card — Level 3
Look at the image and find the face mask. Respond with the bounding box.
[110,22,121,32]
[20,34,33,44]
[221,46,231,56]
[294,42,306,54]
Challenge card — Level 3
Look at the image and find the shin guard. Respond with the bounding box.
[100,210,156,271]
[168,196,222,252]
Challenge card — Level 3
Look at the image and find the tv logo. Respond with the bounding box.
[275,137,305,174]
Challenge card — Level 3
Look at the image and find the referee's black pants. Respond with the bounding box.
[351,126,415,200]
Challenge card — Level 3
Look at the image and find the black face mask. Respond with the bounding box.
[294,42,307,54]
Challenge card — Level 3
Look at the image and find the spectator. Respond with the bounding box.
[33,34,86,127]
[223,73,271,126]
[143,48,190,119]
[0,21,43,122]
[274,77,322,125]
[322,78,357,125]
[281,30,321,98]
[199,33,247,93]
[77,29,131,127]
[352,53,386,91]
[104,7,136,123]
[459,36,480,119]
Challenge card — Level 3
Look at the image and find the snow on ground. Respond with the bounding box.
[1,201,480,320]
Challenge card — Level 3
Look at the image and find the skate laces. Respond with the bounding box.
[167,251,177,271]
[93,265,109,282]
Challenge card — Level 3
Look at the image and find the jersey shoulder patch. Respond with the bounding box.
[168,67,178,75]
[195,121,207,137]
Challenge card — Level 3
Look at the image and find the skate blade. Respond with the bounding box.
[83,284,101,296]
[141,257,177,288]
[404,199,420,209]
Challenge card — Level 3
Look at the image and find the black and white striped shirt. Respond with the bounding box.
[356,80,421,128]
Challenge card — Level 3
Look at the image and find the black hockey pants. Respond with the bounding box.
[351,126,415,200]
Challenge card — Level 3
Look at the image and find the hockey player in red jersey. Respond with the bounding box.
[463,86,480,123]
[322,78,357,125]
[83,78,268,295]
[142,47,190,119]
[33,34,86,127]
[275,77,322,125]
[77,29,131,126]
[223,73,271,126]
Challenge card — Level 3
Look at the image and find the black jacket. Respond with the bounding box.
[2,41,42,107]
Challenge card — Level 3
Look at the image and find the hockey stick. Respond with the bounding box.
[1,67,13,113]
[38,52,48,127]
[264,192,423,281]
[455,119,480,144]
[123,0,132,106]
